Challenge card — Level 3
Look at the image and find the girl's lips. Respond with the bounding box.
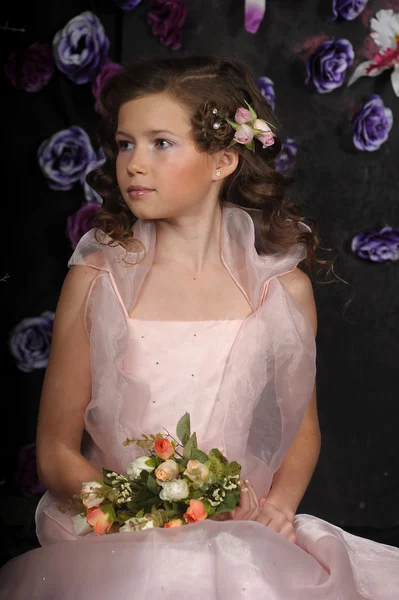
[128,189,154,198]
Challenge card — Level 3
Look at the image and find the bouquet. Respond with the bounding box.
[63,413,242,535]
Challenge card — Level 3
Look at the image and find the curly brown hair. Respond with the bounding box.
[87,55,338,280]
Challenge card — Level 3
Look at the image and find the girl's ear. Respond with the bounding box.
[213,147,239,179]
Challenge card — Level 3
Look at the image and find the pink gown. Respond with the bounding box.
[0,205,398,599]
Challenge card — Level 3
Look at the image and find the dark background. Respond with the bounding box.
[1,0,398,566]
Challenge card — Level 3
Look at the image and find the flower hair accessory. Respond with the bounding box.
[225,100,276,152]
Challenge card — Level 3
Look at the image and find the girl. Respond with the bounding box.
[0,56,398,599]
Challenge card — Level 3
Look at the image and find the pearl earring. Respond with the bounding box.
[215,170,221,177]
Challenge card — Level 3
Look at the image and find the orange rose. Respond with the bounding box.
[184,499,207,524]
[86,505,114,535]
[164,519,183,528]
[154,437,174,460]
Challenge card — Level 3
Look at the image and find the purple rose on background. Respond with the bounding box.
[4,42,54,92]
[92,60,124,114]
[38,126,96,191]
[67,203,101,249]
[112,0,143,9]
[275,138,298,173]
[306,38,354,93]
[83,148,106,203]
[53,11,110,84]
[256,76,275,110]
[351,226,399,263]
[332,0,369,21]
[9,311,54,372]
[13,443,47,497]
[352,94,393,152]
[147,0,188,51]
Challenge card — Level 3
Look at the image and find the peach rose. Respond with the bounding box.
[154,437,174,460]
[184,499,208,524]
[164,519,183,528]
[155,459,179,482]
[183,460,210,485]
[86,505,114,536]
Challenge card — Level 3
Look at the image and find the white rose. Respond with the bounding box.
[81,481,104,509]
[120,516,155,533]
[159,479,189,501]
[71,513,93,536]
[127,456,155,480]
[155,459,179,482]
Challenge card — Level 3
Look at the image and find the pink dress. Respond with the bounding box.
[0,205,398,599]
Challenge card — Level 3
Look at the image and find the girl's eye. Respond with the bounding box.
[116,140,134,151]
[155,139,172,150]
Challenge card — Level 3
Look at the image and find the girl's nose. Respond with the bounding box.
[126,150,148,175]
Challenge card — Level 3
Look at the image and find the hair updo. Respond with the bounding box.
[87,55,336,278]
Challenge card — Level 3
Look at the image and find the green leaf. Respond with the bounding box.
[204,456,224,482]
[145,457,157,469]
[244,100,257,121]
[222,491,237,511]
[246,140,255,152]
[176,413,191,445]
[183,432,198,460]
[226,119,241,131]
[191,448,209,463]
[135,508,144,519]
[225,461,241,478]
[140,470,149,484]
[208,449,228,465]
[147,474,161,495]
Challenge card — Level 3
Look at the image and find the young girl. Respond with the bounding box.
[0,56,398,599]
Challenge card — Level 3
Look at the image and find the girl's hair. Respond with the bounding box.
[87,55,340,282]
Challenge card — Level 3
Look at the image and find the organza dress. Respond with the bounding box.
[0,205,398,599]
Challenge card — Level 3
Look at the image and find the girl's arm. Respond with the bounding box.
[264,267,321,520]
[36,265,103,503]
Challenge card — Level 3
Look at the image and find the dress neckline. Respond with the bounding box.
[128,317,246,324]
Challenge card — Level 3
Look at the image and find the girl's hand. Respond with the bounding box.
[211,479,260,522]
[255,498,296,543]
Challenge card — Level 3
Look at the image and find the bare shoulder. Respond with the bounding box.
[277,267,317,335]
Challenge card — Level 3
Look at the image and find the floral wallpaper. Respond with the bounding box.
[2,0,399,540]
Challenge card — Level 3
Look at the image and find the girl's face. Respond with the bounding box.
[115,92,217,221]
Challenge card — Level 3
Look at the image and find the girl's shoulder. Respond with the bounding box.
[278,268,317,336]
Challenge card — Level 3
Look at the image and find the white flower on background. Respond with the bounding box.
[347,9,399,96]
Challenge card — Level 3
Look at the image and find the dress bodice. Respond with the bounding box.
[123,318,244,447]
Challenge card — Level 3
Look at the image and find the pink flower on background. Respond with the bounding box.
[4,42,54,92]
[66,203,101,249]
[92,60,124,113]
[245,0,266,34]
[235,107,253,124]
[234,124,255,145]
[147,0,188,50]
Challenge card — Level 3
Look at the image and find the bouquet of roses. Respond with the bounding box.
[63,413,242,535]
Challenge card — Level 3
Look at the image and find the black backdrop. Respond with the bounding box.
[1,0,398,565]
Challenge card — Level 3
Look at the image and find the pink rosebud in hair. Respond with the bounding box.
[234,124,254,145]
[253,119,275,148]
[235,107,253,124]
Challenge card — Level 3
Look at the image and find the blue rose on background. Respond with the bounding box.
[38,126,96,191]
[306,38,354,93]
[352,94,393,152]
[256,76,275,110]
[83,148,106,203]
[275,138,298,173]
[9,311,55,372]
[332,0,369,21]
[351,227,399,263]
[53,11,109,84]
